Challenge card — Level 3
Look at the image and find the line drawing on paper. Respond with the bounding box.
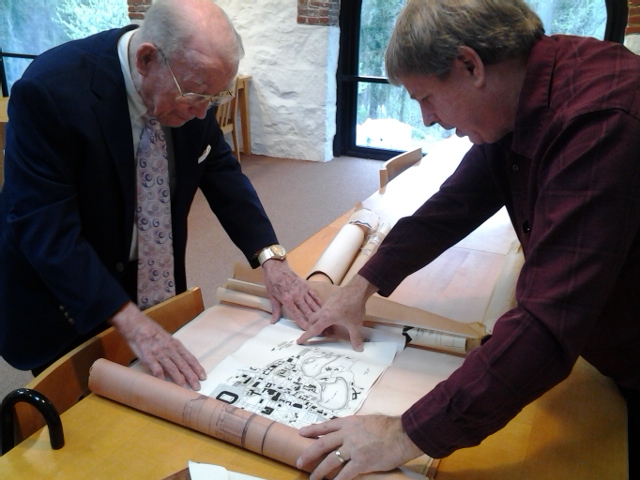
[200,322,396,429]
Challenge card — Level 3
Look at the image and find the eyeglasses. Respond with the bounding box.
[155,45,234,108]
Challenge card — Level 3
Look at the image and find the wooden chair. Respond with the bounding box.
[379,147,423,188]
[6,287,205,446]
[215,78,241,162]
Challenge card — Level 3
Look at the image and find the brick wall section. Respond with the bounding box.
[629,0,640,35]
[128,0,152,21]
[297,0,340,26]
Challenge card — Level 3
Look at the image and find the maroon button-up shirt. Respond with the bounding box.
[360,35,640,458]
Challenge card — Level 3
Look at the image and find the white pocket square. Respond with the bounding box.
[198,145,211,163]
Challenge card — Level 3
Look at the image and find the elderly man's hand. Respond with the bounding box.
[296,274,377,351]
[262,259,322,328]
[110,301,206,390]
[296,414,424,480]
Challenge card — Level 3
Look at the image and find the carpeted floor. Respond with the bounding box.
[0,153,381,400]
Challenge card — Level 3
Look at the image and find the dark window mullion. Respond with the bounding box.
[604,0,628,43]
[334,0,361,158]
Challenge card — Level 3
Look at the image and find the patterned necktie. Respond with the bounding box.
[136,116,176,309]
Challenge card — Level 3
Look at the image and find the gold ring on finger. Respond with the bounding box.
[335,450,348,464]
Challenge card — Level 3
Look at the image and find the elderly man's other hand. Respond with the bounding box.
[110,301,206,390]
[296,414,424,480]
[262,259,323,329]
[296,274,376,352]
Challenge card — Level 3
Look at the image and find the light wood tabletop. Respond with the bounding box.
[0,137,627,479]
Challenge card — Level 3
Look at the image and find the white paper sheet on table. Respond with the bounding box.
[199,319,398,428]
[188,461,264,480]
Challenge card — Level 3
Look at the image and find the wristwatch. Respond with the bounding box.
[257,244,287,266]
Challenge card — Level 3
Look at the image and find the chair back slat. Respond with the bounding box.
[8,287,205,444]
[215,78,241,161]
[379,147,423,188]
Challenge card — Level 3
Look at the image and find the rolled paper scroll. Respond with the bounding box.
[216,285,474,357]
[307,209,379,285]
[371,324,470,357]
[341,223,391,286]
[216,287,272,314]
[224,273,484,339]
[88,359,314,470]
[89,359,432,479]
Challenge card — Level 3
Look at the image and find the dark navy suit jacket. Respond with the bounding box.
[0,27,278,369]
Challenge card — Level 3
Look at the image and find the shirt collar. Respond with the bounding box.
[118,29,148,124]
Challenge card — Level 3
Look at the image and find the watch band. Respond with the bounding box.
[257,244,287,266]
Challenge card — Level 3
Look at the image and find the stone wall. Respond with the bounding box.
[216,0,339,161]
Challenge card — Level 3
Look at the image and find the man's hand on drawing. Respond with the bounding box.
[297,414,424,480]
[110,301,206,390]
[262,259,322,329]
[297,274,377,351]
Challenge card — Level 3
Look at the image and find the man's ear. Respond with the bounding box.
[456,46,485,86]
[136,43,158,76]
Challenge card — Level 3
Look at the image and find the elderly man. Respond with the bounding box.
[0,0,320,390]
[296,0,640,478]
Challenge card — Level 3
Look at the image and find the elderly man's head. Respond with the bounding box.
[131,0,243,127]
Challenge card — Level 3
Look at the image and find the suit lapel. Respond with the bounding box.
[171,124,206,206]
[90,26,138,244]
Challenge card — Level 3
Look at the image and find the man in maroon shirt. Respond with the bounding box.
[295,0,640,478]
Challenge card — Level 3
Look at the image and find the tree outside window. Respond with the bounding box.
[1,0,129,92]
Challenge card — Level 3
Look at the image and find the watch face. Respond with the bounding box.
[272,245,286,256]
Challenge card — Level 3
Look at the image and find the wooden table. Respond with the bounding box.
[0,137,627,479]
[0,96,8,188]
[237,74,251,155]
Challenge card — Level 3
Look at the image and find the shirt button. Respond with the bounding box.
[512,164,519,171]
[116,262,125,272]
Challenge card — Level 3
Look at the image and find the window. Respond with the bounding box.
[0,0,128,94]
[335,0,628,160]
